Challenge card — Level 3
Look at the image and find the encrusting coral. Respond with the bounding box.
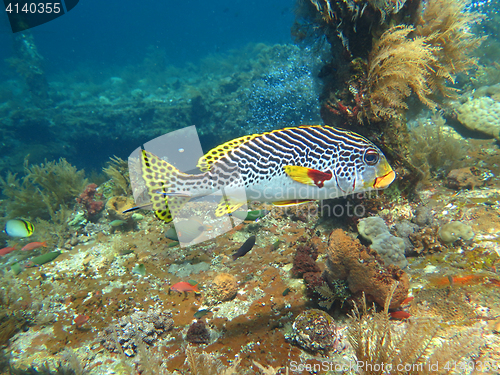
[326,228,409,309]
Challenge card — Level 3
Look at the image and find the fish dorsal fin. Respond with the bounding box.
[197,134,260,172]
[197,125,338,172]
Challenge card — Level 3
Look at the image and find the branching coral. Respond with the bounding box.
[367,25,438,118]
[0,158,87,221]
[367,0,482,119]
[415,0,483,97]
[103,156,132,197]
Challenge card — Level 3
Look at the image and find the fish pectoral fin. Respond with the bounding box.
[272,199,314,206]
[283,165,333,188]
[215,197,245,217]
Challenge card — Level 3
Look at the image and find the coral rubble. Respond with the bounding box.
[100,307,174,356]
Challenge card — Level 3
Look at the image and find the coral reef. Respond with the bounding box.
[185,346,241,375]
[286,309,343,354]
[102,156,132,197]
[291,241,320,278]
[105,196,136,221]
[100,307,174,356]
[326,228,409,309]
[370,232,408,269]
[414,0,483,97]
[411,287,477,322]
[406,113,470,182]
[357,216,388,241]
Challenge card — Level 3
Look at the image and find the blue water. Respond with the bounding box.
[1,0,294,74]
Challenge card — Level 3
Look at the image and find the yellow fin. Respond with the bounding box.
[141,150,190,222]
[215,196,245,217]
[283,165,333,188]
[272,199,314,206]
[197,134,260,172]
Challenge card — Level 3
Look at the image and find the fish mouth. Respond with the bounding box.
[374,170,396,189]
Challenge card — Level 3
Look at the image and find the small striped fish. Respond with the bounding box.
[139,125,395,222]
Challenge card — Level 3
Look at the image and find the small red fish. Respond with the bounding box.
[390,311,411,320]
[0,244,18,256]
[74,314,90,328]
[170,281,201,294]
[401,296,414,306]
[21,241,48,251]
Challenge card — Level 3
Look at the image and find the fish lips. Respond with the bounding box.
[374,170,396,189]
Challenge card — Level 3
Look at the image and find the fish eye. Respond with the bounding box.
[363,149,379,166]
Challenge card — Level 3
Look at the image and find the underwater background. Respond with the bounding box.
[1,0,500,373]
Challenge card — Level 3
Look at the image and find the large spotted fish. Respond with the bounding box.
[139,125,395,223]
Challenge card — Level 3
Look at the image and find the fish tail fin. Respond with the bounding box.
[141,150,197,223]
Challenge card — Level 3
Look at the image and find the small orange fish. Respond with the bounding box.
[21,241,48,251]
[401,296,414,306]
[74,314,89,328]
[389,311,411,320]
[170,281,201,294]
[430,274,485,287]
[0,244,18,256]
